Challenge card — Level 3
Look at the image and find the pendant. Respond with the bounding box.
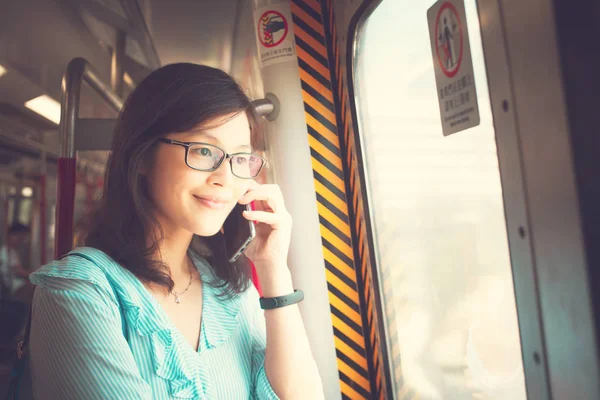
[173,292,180,304]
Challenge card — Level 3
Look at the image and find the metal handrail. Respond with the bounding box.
[55,58,124,258]
[60,57,124,158]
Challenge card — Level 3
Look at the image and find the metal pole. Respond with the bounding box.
[111,30,126,98]
[39,151,47,264]
[55,58,124,258]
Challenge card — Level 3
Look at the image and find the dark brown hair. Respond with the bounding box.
[81,63,260,297]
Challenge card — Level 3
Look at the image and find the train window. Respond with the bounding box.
[354,1,527,399]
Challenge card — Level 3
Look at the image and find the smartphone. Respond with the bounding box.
[223,203,256,263]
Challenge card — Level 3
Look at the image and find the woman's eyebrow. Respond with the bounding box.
[188,132,252,151]
[188,131,216,141]
[236,144,252,151]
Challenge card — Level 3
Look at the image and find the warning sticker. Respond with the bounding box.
[254,3,296,67]
[428,0,480,136]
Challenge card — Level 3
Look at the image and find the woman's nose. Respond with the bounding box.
[208,158,234,186]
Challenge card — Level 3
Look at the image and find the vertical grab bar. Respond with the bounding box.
[55,58,124,258]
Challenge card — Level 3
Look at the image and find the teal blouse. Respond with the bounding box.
[28,247,280,399]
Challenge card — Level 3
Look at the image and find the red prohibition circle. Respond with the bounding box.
[434,2,463,78]
[257,10,289,48]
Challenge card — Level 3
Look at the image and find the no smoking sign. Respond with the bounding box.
[254,3,296,67]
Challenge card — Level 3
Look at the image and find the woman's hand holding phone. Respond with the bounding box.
[237,181,293,292]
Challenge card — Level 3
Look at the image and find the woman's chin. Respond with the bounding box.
[190,223,223,237]
[183,212,228,237]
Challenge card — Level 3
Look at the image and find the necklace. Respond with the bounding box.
[171,257,193,304]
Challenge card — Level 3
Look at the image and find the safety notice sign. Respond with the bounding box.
[427,0,480,136]
[254,3,296,67]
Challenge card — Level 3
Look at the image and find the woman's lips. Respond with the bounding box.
[193,195,229,210]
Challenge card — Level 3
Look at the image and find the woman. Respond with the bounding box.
[28,63,323,399]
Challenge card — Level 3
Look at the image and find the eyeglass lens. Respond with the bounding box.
[187,144,263,178]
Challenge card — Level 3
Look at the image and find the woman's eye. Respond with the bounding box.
[196,147,212,157]
[235,157,248,164]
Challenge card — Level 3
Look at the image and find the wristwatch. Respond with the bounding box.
[259,289,304,310]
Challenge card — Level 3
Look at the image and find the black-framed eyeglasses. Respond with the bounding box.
[158,138,267,179]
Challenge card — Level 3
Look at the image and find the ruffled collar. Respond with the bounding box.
[189,252,243,352]
[37,247,243,399]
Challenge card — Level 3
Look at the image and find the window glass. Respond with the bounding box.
[354,0,527,398]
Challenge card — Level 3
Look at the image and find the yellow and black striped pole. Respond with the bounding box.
[290,0,391,398]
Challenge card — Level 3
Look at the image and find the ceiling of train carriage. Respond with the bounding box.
[147,0,240,70]
[73,0,240,69]
[0,0,240,176]
[0,0,239,129]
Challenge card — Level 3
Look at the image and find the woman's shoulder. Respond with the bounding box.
[30,246,135,301]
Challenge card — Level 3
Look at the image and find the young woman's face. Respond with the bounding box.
[146,112,254,238]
